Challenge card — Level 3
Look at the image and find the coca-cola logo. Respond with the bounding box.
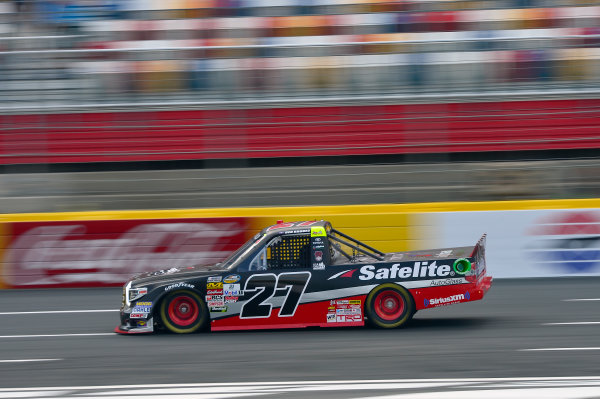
[3,219,247,287]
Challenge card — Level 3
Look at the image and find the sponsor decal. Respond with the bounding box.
[336,300,349,305]
[208,300,225,308]
[357,262,452,281]
[207,282,223,289]
[205,295,224,301]
[130,313,148,318]
[132,306,152,313]
[314,237,323,243]
[164,282,195,291]
[349,300,361,305]
[389,253,404,261]
[311,227,326,237]
[312,262,325,270]
[136,320,147,327]
[529,211,600,273]
[210,306,228,312]
[328,306,336,311]
[430,278,465,287]
[224,296,238,303]
[223,274,241,284]
[336,308,360,315]
[223,284,243,296]
[334,314,360,322]
[424,292,469,307]
[437,250,453,257]
[223,283,240,291]
[135,301,152,306]
[314,251,323,262]
[313,244,325,250]
[207,289,223,295]
[326,313,336,323]
[207,276,222,283]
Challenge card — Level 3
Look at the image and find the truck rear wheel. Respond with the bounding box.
[365,283,414,328]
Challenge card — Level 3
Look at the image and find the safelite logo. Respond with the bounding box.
[327,269,358,280]
[529,212,600,273]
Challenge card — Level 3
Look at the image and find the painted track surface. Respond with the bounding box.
[0,278,599,397]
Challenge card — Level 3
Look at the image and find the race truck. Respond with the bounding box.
[116,220,492,334]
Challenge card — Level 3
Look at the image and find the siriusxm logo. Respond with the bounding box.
[424,292,469,307]
[359,262,452,280]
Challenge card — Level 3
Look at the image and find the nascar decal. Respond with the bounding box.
[223,274,241,284]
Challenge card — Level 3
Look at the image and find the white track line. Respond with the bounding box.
[0,333,115,339]
[0,359,61,363]
[3,377,600,392]
[362,387,600,399]
[563,298,600,302]
[520,347,600,351]
[0,310,118,315]
[4,378,600,399]
[543,322,600,325]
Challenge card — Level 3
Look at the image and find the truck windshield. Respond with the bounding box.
[220,234,265,270]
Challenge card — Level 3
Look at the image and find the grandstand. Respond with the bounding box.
[0,0,599,212]
[1,0,600,104]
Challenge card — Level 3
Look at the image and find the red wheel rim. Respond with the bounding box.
[374,290,405,321]
[168,295,199,326]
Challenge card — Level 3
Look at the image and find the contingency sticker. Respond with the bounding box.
[327,299,362,323]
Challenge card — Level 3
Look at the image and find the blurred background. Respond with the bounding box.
[0,0,599,212]
[0,3,599,389]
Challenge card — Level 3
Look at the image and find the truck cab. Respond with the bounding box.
[231,220,383,273]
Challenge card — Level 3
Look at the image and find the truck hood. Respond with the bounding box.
[129,264,226,285]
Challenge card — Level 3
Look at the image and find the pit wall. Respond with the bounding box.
[1,199,598,288]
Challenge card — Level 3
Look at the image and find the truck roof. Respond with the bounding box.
[261,220,329,235]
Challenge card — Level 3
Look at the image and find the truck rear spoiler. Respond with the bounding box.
[470,234,487,258]
[470,234,487,277]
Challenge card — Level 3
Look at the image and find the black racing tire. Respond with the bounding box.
[159,290,208,334]
[365,283,415,329]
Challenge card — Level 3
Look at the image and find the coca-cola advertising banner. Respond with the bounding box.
[0,218,249,288]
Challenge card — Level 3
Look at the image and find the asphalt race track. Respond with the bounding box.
[0,278,599,398]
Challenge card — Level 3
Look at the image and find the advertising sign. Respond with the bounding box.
[1,218,248,288]
[431,209,600,278]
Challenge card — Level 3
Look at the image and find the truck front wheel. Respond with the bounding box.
[159,290,208,333]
